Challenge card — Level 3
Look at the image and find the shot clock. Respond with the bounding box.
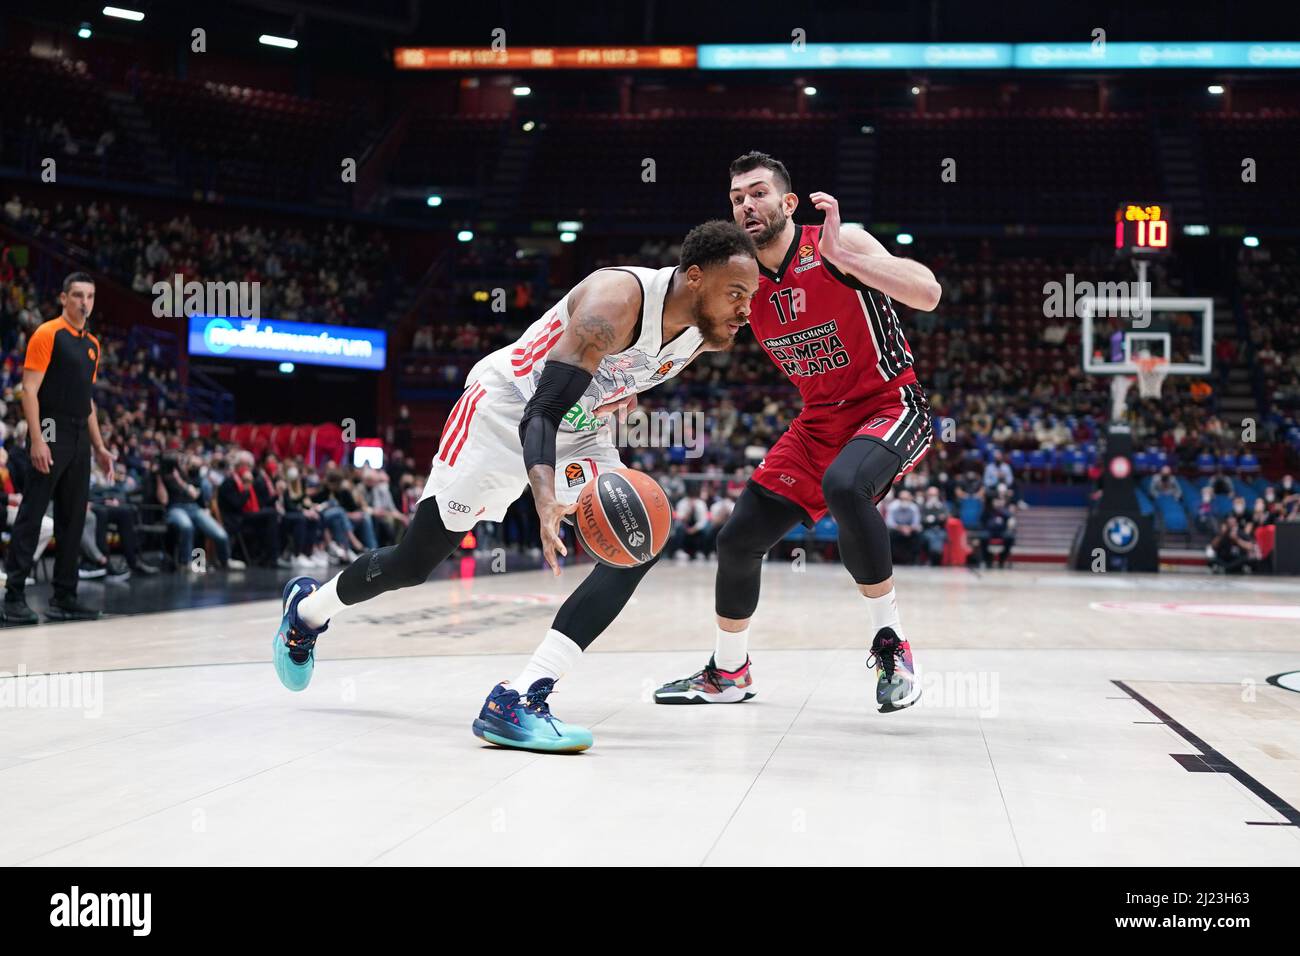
[1115,202,1172,254]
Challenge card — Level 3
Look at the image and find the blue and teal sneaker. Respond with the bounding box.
[273,576,328,692]
[472,679,593,753]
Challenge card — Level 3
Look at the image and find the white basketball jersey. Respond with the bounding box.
[473,266,703,433]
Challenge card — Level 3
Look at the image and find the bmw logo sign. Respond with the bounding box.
[1103,515,1139,553]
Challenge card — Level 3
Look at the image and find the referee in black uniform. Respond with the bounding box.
[3,273,115,624]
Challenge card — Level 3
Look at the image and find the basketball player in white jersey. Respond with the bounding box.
[271,221,759,752]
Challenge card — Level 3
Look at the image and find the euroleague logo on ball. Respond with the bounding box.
[628,530,646,548]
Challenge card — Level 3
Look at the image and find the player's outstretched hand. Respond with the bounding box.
[537,496,579,576]
[810,191,841,258]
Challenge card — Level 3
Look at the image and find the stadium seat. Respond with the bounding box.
[1135,489,1154,516]
[811,516,839,542]
[1155,495,1189,533]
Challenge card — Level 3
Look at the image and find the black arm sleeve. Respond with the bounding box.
[519,360,594,472]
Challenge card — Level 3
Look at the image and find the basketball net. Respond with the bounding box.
[1134,355,1169,399]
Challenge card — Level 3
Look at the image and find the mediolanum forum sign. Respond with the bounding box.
[187,315,387,371]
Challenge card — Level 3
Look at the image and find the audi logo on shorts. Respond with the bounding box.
[448,500,472,514]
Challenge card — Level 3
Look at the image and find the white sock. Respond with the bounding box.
[298,575,346,629]
[512,629,583,692]
[862,588,905,642]
[713,624,750,672]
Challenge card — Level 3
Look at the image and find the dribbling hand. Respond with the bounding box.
[537,496,579,576]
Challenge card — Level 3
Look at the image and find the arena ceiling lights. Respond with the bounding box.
[101,6,145,21]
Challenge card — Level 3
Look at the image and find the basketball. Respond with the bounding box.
[573,469,672,567]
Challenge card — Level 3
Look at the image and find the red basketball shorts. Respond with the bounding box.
[751,381,933,523]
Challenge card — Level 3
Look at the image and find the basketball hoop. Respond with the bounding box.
[1135,356,1168,399]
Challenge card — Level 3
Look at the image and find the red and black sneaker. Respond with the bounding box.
[654,657,755,704]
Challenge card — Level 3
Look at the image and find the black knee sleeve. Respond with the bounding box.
[551,554,660,650]
[336,497,460,605]
[822,437,903,587]
[714,484,807,620]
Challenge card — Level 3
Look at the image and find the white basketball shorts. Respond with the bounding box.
[418,368,624,532]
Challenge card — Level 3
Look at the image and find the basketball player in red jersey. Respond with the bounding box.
[656,151,942,712]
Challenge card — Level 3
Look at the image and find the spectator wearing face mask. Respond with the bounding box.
[1150,465,1182,500]
[980,493,1017,568]
[1195,485,1216,534]
[982,450,1014,494]
[919,486,950,566]
[885,489,923,565]
[310,469,368,562]
[669,486,710,561]
[1208,515,1260,574]
[277,462,325,569]
[1251,497,1273,528]
[1272,475,1298,511]
[363,466,408,546]
[160,451,241,571]
[219,451,289,567]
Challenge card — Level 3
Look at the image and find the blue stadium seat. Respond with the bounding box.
[959,497,984,530]
[1211,494,1234,518]
[1196,453,1216,474]
[1136,488,1155,516]
[1219,453,1239,471]
[1232,478,1261,501]
[812,516,839,542]
[1009,449,1026,471]
[1239,453,1260,474]
[1155,495,1188,533]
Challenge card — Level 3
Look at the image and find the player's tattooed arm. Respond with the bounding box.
[565,313,620,367]
[521,271,638,574]
[547,270,640,372]
[811,191,942,312]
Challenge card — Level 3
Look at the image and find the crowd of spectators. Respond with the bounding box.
[1199,474,1300,573]
[0,330,435,578]
[1240,242,1300,425]
[3,194,400,326]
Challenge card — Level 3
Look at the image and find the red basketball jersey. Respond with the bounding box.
[748,224,917,405]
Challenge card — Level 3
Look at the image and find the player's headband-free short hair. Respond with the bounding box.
[679,220,758,271]
[728,150,792,194]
